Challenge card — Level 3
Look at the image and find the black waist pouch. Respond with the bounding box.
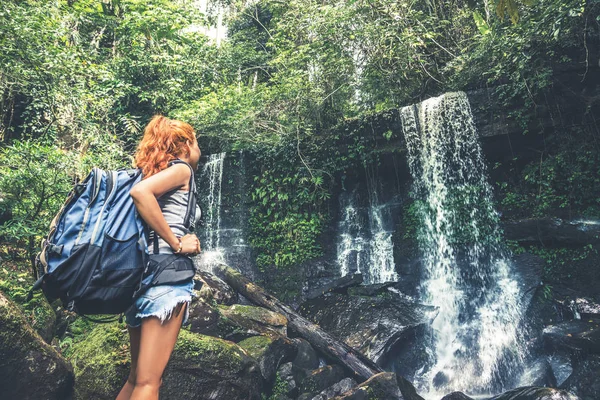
[133,254,196,299]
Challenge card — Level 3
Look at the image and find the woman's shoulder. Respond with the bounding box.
[137,162,192,196]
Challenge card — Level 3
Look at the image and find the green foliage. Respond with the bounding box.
[497,140,600,219]
[0,141,76,263]
[265,372,288,400]
[249,166,328,271]
[518,243,598,282]
[0,0,597,279]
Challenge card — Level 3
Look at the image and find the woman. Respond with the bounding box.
[117,115,202,400]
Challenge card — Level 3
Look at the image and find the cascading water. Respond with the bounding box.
[365,167,398,284]
[195,151,255,278]
[198,152,226,268]
[336,177,398,284]
[337,192,367,277]
[400,92,526,398]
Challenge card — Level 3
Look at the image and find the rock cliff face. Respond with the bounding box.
[197,59,600,301]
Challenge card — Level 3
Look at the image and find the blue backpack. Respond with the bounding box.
[30,161,196,317]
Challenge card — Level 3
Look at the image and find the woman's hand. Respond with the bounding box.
[178,233,201,255]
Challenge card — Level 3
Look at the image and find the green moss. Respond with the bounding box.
[66,322,129,399]
[175,330,247,371]
[219,304,286,326]
[219,304,262,320]
[237,335,272,359]
[68,323,257,399]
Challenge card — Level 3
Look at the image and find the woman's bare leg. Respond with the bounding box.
[116,325,141,400]
[129,304,187,400]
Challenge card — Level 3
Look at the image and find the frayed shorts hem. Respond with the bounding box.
[125,281,195,328]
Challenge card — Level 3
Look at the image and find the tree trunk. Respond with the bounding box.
[215,265,383,382]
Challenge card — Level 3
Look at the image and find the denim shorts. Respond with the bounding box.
[125,280,195,328]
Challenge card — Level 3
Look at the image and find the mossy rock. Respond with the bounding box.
[164,329,263,399]
[188,300,288,342]
[0,291,74,400]
[239,335,273,359]
[67,322,130,399]
[218,304,288,336]
[238,334,297,381]
[68,322,263,400]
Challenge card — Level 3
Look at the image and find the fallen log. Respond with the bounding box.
[215,264,383,381]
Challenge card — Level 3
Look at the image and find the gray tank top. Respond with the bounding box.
[148,189,201,254]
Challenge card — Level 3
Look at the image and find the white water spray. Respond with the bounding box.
[401,92,525,397]
[198,153,226,269]
[337,198,366,277]
[336,185,398,284]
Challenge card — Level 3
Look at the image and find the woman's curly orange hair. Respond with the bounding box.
[134,115,196,178]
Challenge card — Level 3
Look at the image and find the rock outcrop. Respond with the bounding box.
[560,354,600,400]
[0,292,74,400]
[299,292,437,365]
[68,322,263,400]
[487,386,579,400]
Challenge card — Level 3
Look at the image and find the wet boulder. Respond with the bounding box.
[310,377,357,400]
[332,372,409,400]
[299,292,437,365]
[194,270,238,305]
[488,386,579,400]
[298,365,346,398]
[441,393,474,400]
[292,337,320,370]
[0,292,74,400]
[187,298,222,337]
[238,334,297,381]
[547,354,573,387]
[560,354,600,400]
[69,322,263,399]
[574,297,600,319]
[511,252,544,308]
[543,320,600,355]
[518,358,557,388]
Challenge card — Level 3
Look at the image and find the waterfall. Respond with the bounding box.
[400,92,525,397]
[365,167,398,284]
[198,152,226,267]
[337,192,367,277]
[336,180,398,284]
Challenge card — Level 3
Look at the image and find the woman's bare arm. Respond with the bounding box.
[130,164,199,254]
